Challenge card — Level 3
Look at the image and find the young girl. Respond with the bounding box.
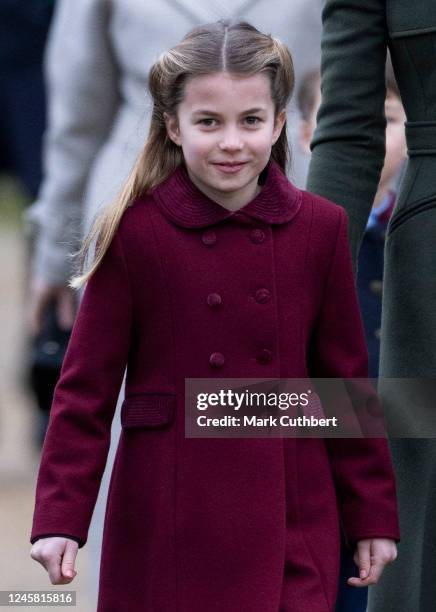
[30,21,399,612]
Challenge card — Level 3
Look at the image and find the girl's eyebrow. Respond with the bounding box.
[192,107,267,116]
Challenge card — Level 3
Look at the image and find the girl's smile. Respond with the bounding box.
[212,161,249,174]
[164,71,286,212]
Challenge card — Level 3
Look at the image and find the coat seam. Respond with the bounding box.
[114,229,133,314]
[301,195,315,370]
[388,197,436,235]
[388,159,421,232]
[296,195,331,610]
[312,200,344,323]
[114,229,134,382]
[390,25,436,38]
[404,37,430,114]
[294,196,330,610]
[146,202,179,611]
[295,442,331,611]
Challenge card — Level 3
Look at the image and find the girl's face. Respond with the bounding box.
[164,71,286,209]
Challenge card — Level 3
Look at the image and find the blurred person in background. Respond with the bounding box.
[24,0,327,607]
[0,0,58,447]
[306,1,436,610]
[0,0,54,199]
[298,58,407,379]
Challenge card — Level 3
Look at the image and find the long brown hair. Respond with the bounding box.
[70,20,294,289]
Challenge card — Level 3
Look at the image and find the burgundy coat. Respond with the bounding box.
[30,161,400,612]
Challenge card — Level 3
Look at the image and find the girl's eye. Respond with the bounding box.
[245,116,262,125]
[197,117,262,127]
[198,118,218,127]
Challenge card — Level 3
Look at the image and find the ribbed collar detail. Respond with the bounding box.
[152,160,302,228]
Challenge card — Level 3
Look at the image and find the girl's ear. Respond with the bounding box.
[272,109,287,145]
[164,112,182,146]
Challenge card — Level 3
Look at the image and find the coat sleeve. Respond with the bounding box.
[30,228,132,548]
[309,206,400,547]
[23,0,120,284]
[306,0,388,267]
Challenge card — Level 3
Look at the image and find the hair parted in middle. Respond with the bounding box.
[70,19,295,289]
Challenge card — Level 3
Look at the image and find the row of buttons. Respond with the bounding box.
[202,226,271,369]
[205,288,271,308]
[201,228,266,246]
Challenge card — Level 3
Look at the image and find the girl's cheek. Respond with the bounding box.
[193,132,218,148]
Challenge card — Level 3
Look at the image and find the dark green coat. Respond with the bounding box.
[306,1,436,611]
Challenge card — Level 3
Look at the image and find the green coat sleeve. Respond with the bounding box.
[306,0,388,267]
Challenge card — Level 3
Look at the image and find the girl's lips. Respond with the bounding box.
[212,162,247,174]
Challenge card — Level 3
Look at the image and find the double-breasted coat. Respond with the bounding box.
[306,1,436,609]
[30,161,400,611]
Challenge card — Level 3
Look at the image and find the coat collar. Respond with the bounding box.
[151,160,302,229]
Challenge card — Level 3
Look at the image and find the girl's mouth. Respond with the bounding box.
[212,162,247,174]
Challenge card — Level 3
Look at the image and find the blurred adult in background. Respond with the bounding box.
[0,0,57,447]
[306,1,436,610]
[0,0,54,198]
[298,59,407,379]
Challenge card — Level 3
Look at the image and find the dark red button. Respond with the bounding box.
[250,229,265,244]
[209,352,225,368]
[206,293,222,308]
[257,349,272,364]
[255,288,271,304]
[202,230,217,246]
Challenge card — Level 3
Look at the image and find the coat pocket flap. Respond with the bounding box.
[121,394,175,428]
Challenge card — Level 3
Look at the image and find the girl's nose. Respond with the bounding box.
[218,128,244,151]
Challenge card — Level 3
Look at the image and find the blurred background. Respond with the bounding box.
[0,0,96,607]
